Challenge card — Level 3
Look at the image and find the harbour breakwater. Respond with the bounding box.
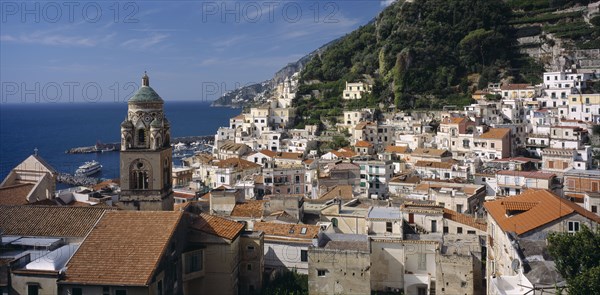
[66,135,214,154]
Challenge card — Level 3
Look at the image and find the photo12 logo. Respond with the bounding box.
[1,81,139,103]
[200,81,262,102]
[1,1,139,23]
[200,1,340,24]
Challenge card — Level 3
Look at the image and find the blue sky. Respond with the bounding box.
[0,1,393,103]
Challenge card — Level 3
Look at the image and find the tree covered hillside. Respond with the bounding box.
[293,0,595,126]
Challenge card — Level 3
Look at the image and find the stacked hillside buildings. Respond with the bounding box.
[2,67,600,295]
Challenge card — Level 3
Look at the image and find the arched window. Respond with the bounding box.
[130,160,150,189]
[138,129,146,145]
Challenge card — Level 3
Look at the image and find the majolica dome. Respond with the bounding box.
[128,72,164,104]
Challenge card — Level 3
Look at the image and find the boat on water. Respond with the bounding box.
[75,160,102,176]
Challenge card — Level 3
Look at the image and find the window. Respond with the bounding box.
[568,221,580,233]
[431,220,437,233]
[386,222,393,233]
[138,129,146,144]
[592,206,597,213]
[331,218,338,227]
[220,176,225,183]
[115,291,127,295]
[418,253,427,270]
[130,160,150,190]
[185,250,203,273]
[157,281,163,295]
[71,288,82,295]
[443,226,449,234]
[457,227,463,234]
[467,230,476,235]
[301,250,308,262]
[456,204,463,213]
[490,143,495,148]
[295,175,300,183]
[247,245,255,251]
[318,269,328,277]
[103,287,110,295]
[27,285,39,295]
[247,263,252,270]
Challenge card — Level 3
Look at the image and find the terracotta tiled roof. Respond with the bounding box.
[318,185,354,202]
[331,150,357,159]
[276,152,304,160]
[0,183,35,205]
[415,161,455,169]
[330,162,359,171]
[0,205,113,237]
[254,222,320,240]
[500,83,532,90]
[478,128,510,139]
[390,174,420,184]
[483,189,600,235]
[265,210,297,223]
[354,121,375,130]
[214,157,261,170]
[496,170,556,179]
[443,208,487,232]
[259,149,277,158]
[173,192,196,200]
[412,148,450,157]
[502,201,538,211]
[354,140,373,148]
[232,114,245,120]
[230,201,267,218]
[384,145,409,153]
[303,159,314,165]
[442,117,467,124]
[63,211,183,285]
[192,213,244,240]
[174,202,190,211]
[218,141,250,153]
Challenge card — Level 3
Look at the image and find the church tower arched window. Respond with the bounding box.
[138,129,146,145]
[130,160,151,190]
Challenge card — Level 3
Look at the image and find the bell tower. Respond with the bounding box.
[119,72,173,211]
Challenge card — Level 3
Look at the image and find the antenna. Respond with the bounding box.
[34,147,38,156]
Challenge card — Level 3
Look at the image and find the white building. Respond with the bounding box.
[342,81,372,100]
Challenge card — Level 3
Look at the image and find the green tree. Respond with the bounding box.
[547,226,600,294]
[262,270,308,295]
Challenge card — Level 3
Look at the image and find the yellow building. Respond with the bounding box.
[566,93,600,123]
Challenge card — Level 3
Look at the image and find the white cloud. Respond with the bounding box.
[0,32,113,47]
[121,33,168,49]
[212,35,247,48]
[198,58,219,66]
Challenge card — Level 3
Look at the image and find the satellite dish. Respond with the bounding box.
[511,259,520,272]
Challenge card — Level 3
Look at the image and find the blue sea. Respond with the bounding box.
[0,101,240,183]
